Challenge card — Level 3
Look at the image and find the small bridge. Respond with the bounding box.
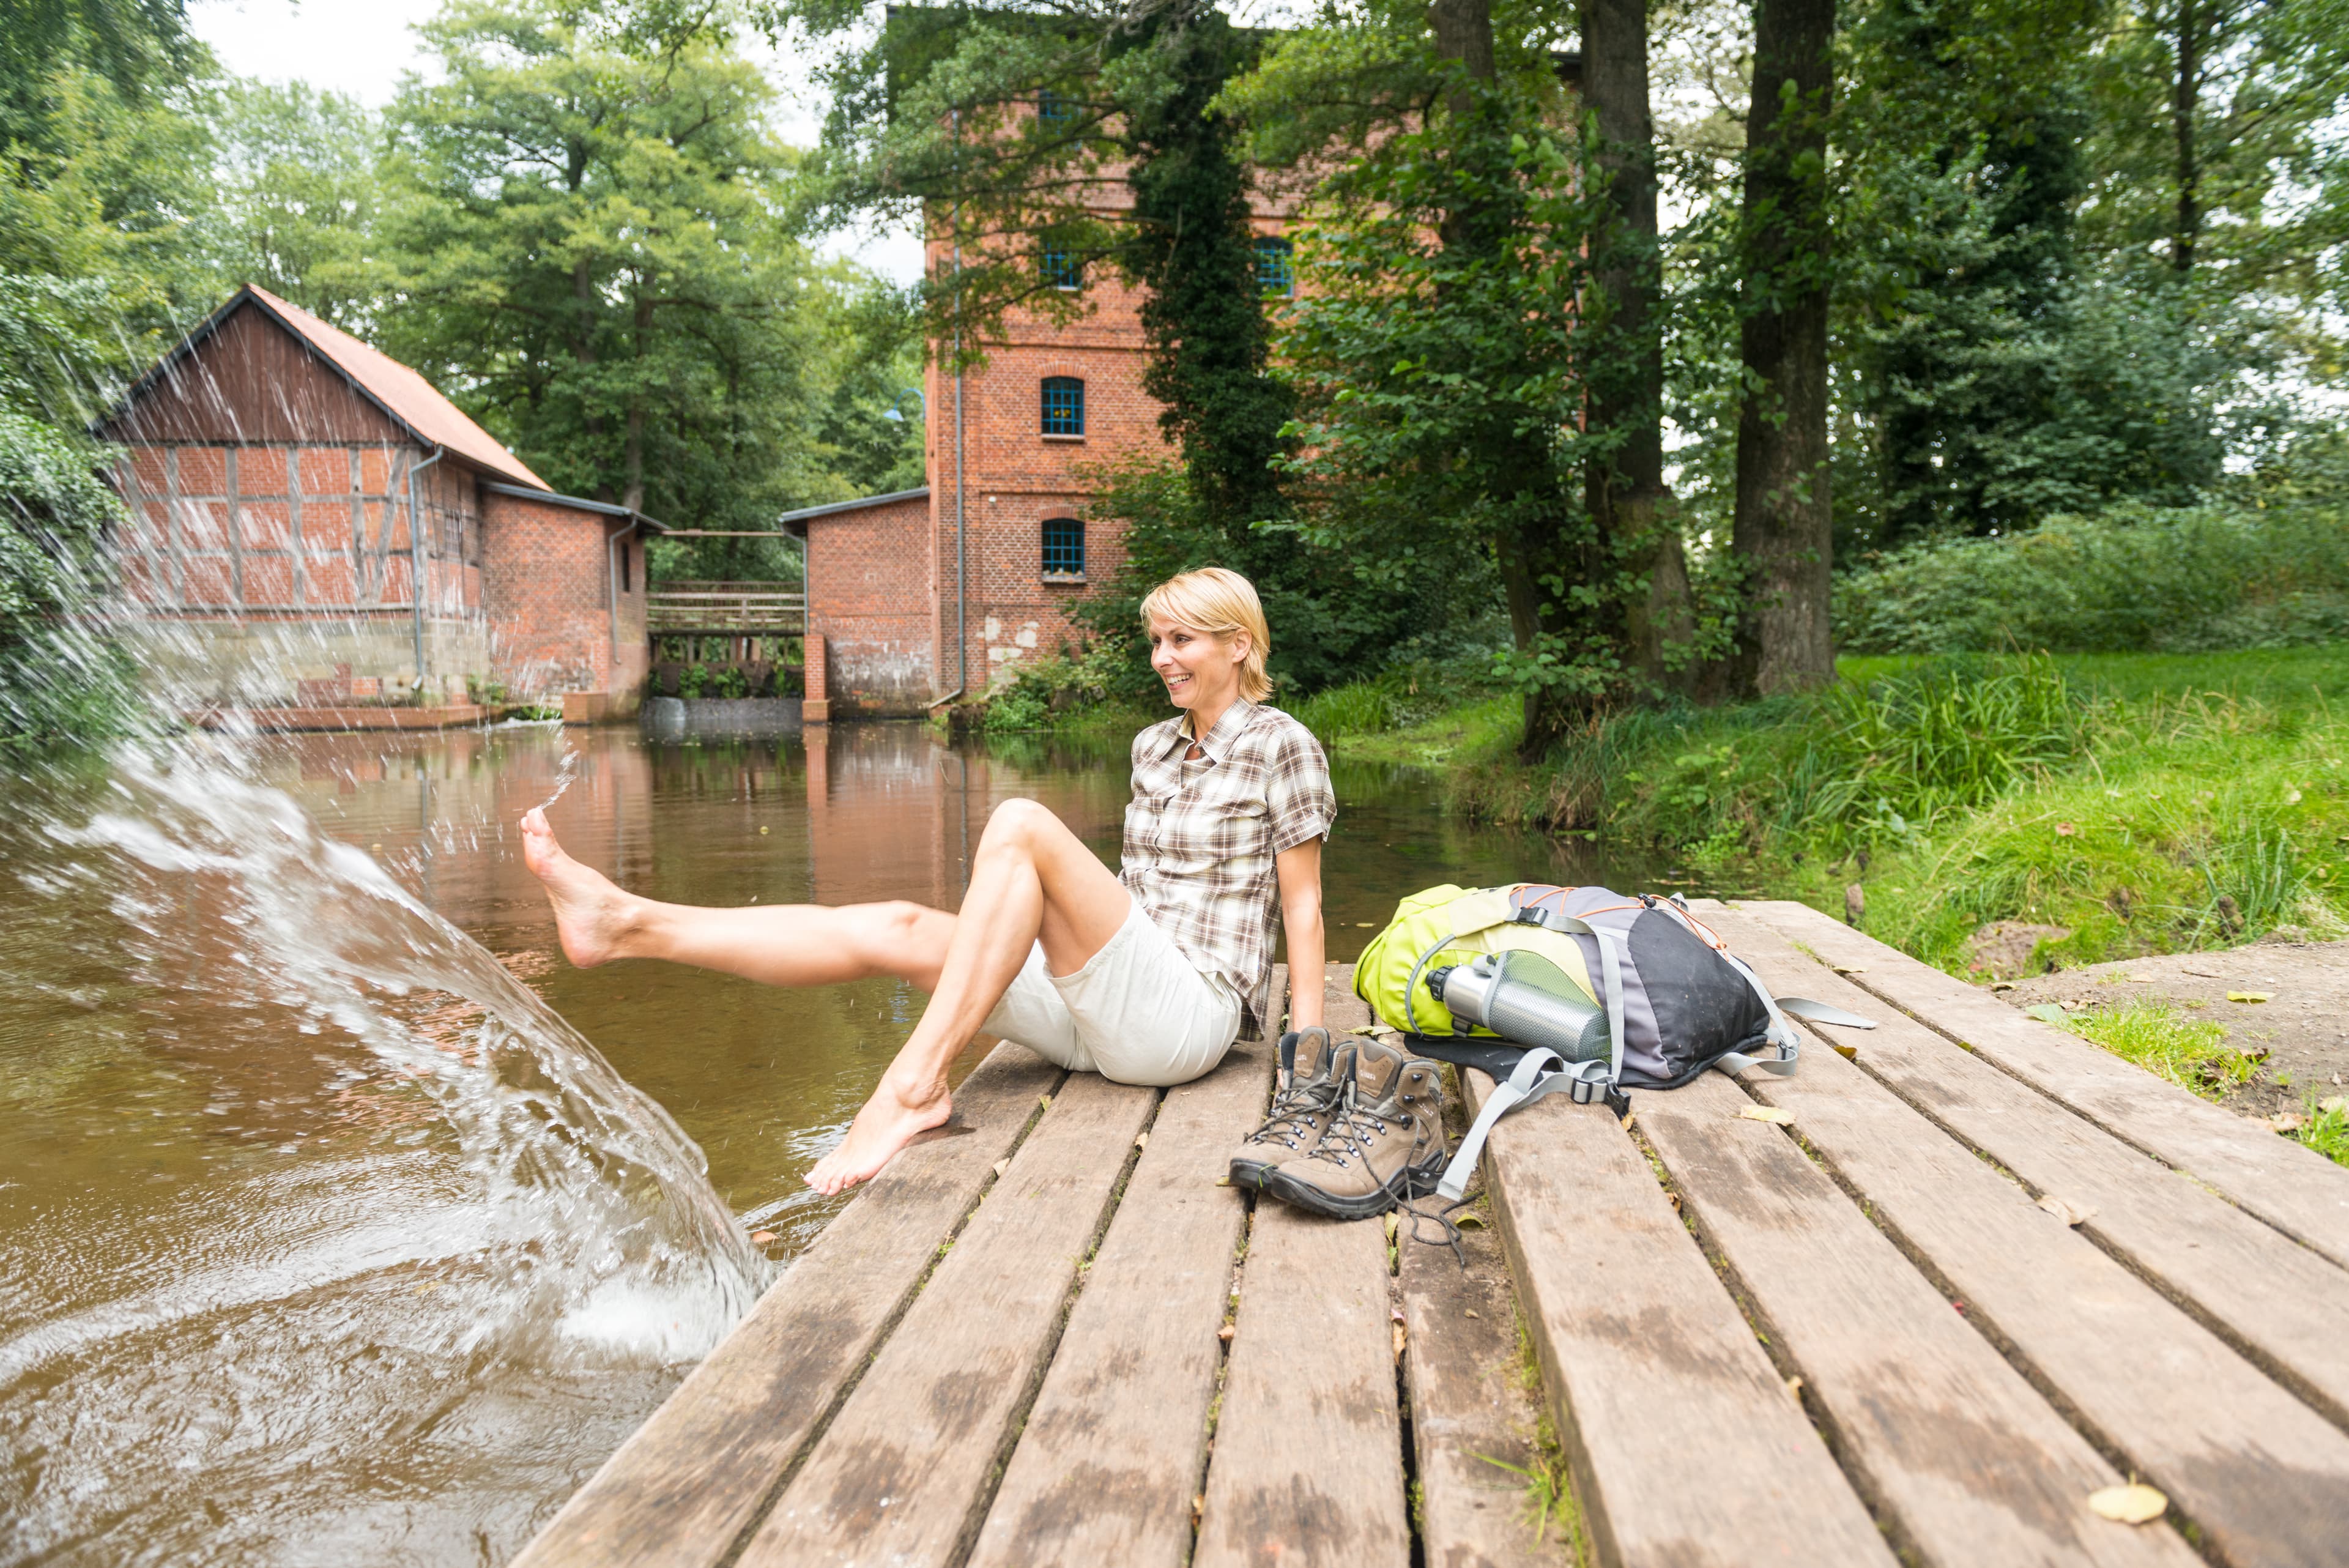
[646,581,806,636]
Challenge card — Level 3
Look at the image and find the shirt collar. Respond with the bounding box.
[1176,698,1256,761]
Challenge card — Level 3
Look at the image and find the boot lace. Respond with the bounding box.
[1245,1076,1341,1153]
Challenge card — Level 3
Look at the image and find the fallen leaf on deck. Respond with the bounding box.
[2264,1113,2307,1134]
[1831,1042,1859,1061]
[992,1159,1010,1176]
[2088,1484,2168,1524]
[2036,1194,2095,1227]
[1990,981,2016,991]
[749,1230,776,1245]
[1833,965,1868,975]
[1216,1324,1236,1343]
[2022,1003,2069,1024]
[1039,1094,1053,1109]
[1134,1131,1149,1150]
[1383,1213,1400,1241]
[1392,1323,1408,1361]
[1786,1376,1805,1399]
[1214,1175,1231,1186]
[1455,1211,1486,1230]
[2227,991,2271,1003]
[1739,1105,1796,1125]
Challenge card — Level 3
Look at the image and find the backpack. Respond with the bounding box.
[1354,883,1873,1200]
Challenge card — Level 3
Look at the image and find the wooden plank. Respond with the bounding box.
[1398,1183,1570,1568]
[1639,1068,2202,1568]
[737,1069,1157,1568]
[510,1042,1063,1568]
[1704,906,2349,1568]
[1193,964,1410,1568]
[1698,905,2349,1429]
[966,1037,1274,1568]
[1737,899,2349,1266]
[1466,1069,1895,1568]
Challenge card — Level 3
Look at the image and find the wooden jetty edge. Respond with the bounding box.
[518,912,2349,1568]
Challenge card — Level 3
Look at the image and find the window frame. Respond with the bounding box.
[1039,247,1082,291]
[1041,516,1085,582]
[1255,236,1296,298]
[1041,376,1086,439]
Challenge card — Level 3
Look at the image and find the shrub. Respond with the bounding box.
[1836,503,2349,655]
[678,662,711,699]
[711,665,751,699]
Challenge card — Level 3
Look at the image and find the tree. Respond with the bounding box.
[380,0,831,538]
[208,81,386,331]
[1728,0,1835,695]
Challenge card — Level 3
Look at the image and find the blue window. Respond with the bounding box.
[1042,517,1085,579]
[1038,89,1075,126]
[1040,247,1082,290]
[1256,236,1295,297]
[1042,376,1085,436]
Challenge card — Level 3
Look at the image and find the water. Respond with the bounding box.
[0,719,1644,1566]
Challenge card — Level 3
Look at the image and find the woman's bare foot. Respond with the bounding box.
[519,806,639,968]
[806,1069,952,1196]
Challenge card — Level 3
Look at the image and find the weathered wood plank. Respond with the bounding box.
[1398,1184,1570,1568]
[736,1069,1157,1568]
[1466,1071,1896,1567]
[1193,964,1409,1568]
[509,1042,1062,1568]
[1699,904,2349,1429]
[1738,898,2349,1266]
[965,1038,1274,1568]
[1639,1068,2202,1568]
[1706,906,2349,1568]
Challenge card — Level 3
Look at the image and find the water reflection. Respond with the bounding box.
[0,718,1646,1567]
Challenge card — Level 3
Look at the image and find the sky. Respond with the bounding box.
[187,0,927,282]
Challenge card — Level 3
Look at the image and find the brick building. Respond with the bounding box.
[100,284,659,711]
[791,102,1299,719]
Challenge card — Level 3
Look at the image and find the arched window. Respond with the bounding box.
[1041,377,1085,437]
[1255,236,1295,297]
[1042,517,1085,581]
[1040,248,1082,291]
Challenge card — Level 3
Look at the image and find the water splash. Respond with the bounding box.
[536,743,584,814]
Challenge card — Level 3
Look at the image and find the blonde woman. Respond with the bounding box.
[520,567,1334,1195]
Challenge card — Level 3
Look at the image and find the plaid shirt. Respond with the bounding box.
[1122,700,1335,1041]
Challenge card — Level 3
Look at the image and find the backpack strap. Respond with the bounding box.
[1511,904,1630,1108]
[1436,1047,1568,1202]
[1401,926,1486,1036]
[1650,894,1874,1077]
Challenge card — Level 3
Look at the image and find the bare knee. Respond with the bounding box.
[979,796,1059,853]
[856,901,951,985]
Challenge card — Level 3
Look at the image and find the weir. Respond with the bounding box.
[519,930,2349,1568]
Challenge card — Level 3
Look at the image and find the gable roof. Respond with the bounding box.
[110,285,551,491]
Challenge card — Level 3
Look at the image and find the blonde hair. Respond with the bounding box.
[1140,567,1274,703]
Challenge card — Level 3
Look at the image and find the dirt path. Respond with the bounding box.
[1999,940,2349,1120]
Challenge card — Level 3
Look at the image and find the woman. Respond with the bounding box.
[519,567,1333,1195]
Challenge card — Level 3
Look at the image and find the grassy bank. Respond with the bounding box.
[1310,647,2349,976]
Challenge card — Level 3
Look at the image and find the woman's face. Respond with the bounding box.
[1148,616,1247,712]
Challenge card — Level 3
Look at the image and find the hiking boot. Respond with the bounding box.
[1228,1028,1356,1190]
[1264,1041,1449,1220]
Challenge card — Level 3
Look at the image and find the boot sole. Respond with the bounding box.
[1228,1156,1278,1189]
[1262,1159,1445,1221]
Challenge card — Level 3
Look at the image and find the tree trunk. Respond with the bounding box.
[1729,0,1836,696]
[2172,0,2202,275]
[1579,0,1689,688]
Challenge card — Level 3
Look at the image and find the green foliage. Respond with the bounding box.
[1836,503,2349,653]
[677,661,710,699]
[206,80,385,330]
[2297,1098,2349,1168]
[2060,1000,2254,1099]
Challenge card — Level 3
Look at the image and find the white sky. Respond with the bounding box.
[188,0,926,281]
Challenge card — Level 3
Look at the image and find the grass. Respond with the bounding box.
[1314,645,2349,975]
[2296,1098,2349,1167]
[2057,1001,2257,1099]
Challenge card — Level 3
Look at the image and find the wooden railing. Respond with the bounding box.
[647,581,806,634]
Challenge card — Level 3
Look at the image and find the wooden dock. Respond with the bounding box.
[514,899,2349,1568]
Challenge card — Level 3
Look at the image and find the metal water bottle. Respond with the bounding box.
[1428,949,1611,1064]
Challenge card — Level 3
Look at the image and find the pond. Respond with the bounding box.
[0,719,1652,1567]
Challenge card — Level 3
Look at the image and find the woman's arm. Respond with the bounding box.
[1276,836,1326,1030]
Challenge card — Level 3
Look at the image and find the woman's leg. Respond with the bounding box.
[519,806,957,991]
[805,797,1132,1196]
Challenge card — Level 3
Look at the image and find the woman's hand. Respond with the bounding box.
[1276,837,1326,1029]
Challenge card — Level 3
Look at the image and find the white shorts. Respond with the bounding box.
[981,896,1242,1087]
